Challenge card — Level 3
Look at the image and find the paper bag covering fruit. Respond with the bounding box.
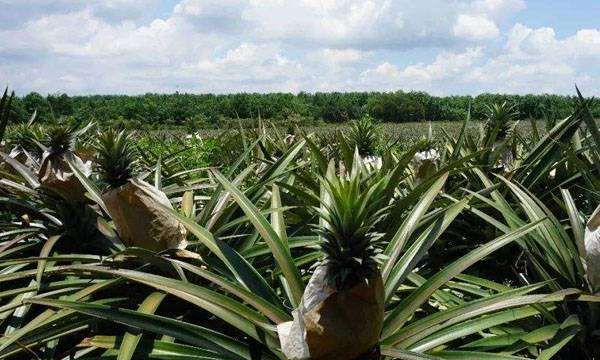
[278,265,384,360]
[585,205,600,295]
[39,151,92,204]
[102,178,187,252]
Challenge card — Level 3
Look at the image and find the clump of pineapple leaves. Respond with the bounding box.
[0,88,599,360]
[347,114,381,156]
[94,128,138,188]
[315,157,390,289]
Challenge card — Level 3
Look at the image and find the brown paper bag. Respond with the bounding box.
[278,265,384,360]
[102,179,187,251]
[38,151,92,204]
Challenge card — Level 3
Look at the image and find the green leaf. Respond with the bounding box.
[212,170,304,305]
[68,265,278,336]
[36,235,61,291]
[26,298,277,360]
[383,173,448,281]
[385,198,467,301]
[536,315,581,360]
[117,292,166,360]
[433,351,530,359]
[382,219,545,340]
[392,282,552,347]
[155,202,282,307]
[380,346,442,359]
[66,155,109,214]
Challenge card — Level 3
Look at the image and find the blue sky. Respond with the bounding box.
[0,0,598,96]
[514,1,600,36]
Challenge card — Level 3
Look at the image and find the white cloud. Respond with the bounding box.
[88,0,161,23]
[506,24,600,63]
[186,43,307,92]
[471,0,526,19]
[0,0,160,29]
[242,0,514,50]
[359,23,600,95]
[453,14,500,40]
[0,0,597,96]
[468,23,600,93]
[360,48,484,92]
[173,0,249,33]
[308,48,370,65]
[403,48,485,81]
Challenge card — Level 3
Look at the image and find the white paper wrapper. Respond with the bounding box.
[103,179,187,251]
[413,149,439,185]
[277,311,310,360]
[277,265,384,360]
[364,156,382,171]
[585,205,600,294]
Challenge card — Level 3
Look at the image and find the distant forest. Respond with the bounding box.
[6,90,598,128]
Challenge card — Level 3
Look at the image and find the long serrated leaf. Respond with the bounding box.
[36,235,61,291]
[26,298,276,360]
[383,173,448,281]
[212,170,304,305]
[154,201,282,307]
[382,219,545,339]
[117,291,166,360]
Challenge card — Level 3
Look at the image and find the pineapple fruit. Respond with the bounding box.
[483,101,518,170]
[279,159,387,360]
[96,129,187,252]
[38,124,92,204]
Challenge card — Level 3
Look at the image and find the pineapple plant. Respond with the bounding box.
[348,114,380,157]
[279,159,388,360]
[38,123,92,203]
[412,124,439,185]
[7,123,45,160]
[482,101,519,170]
[0,87,13,146]
[483,101,518,142]
[584,205,600,355]
[95,129,187,252]
[1,123,45,178]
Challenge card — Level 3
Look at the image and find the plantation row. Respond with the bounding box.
[7,90,600,128]
[1,88,600,359]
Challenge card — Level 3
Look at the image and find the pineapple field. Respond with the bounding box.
[1,86,600,360]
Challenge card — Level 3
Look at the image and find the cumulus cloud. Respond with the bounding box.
[471,0,526,19]
[360,48,484,92]
[192,43,306,92]
[463,23,600,93]
[453,14,500,40]
[242,0,506,50]
[359,23,600,94]
[307,49,371,66]
[173,0,250,33]
[0,0,597,95]
[0,0,160,29]
[506,24,600,63]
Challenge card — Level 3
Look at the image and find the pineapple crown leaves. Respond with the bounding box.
[43,121,94,154]
[347,114,380,157]
[94,129,138,188]
[415,135,437,154]
[313,156,392,287]
[483,101,519,142]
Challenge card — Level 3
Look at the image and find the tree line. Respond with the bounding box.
[6,90,598,127]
